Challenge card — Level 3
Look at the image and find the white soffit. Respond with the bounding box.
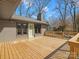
[0,0,21,19]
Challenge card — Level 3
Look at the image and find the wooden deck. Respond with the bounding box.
[0,36,67,59]
[68,33,79,59]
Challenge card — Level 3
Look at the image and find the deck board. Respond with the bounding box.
[4,42,9,59]
[7,42,13,59]
[1,43,5,59]
[0,36,67,59]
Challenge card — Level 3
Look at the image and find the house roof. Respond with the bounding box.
[0,0,48,25]
[12,15,48,25]
[0,0,21,19]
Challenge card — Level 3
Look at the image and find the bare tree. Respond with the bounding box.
[18,0,50,19]
[54,0,79,31]
[18,0,33,17]
[68,0,79,31]
[25,2,34,17]
[55,0,69,31]
[76,14,79,32]
[31,0,50,21]
[19,2,22,16]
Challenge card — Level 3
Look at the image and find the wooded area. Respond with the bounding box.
[16,0,79,32]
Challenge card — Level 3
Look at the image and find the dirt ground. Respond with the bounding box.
[48,44,70,59]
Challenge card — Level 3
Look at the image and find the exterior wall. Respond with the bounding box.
[41,25,47,35]
[0,20,16,42]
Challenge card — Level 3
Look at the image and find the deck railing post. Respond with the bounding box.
[69,43,78,59]
[68,33,79,59]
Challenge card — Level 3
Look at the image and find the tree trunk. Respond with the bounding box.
[37,12,41,21]
[19,3,22,16]
[73,6,76,32]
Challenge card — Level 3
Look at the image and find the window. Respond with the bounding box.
[16,23,28,35]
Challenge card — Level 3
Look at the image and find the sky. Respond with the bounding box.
[15,0,79,21]
[45,0,57,19]
[15,0,58,20]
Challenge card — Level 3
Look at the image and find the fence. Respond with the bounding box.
[44,31,78,38]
